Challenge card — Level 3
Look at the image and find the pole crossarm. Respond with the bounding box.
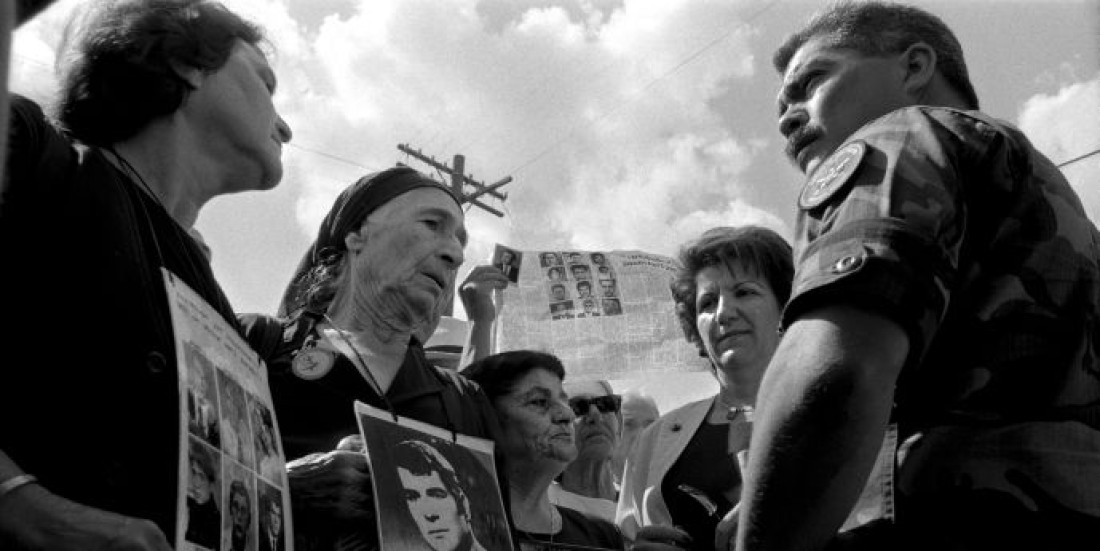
[397,143,512,218]
[398,144,508,201]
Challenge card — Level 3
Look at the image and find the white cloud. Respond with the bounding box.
[1017,74,1100,223]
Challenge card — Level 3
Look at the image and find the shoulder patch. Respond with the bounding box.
[798,140,866,210]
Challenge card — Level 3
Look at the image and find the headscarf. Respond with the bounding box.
[278,166,462,318]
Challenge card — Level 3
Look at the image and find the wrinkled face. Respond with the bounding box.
[694,263,782,395]
[777,37,910,175]
[346,188,467,330]
[187,458,212,503]
[568,385,621,461]
[189,41,292,192]
[615,397,658,464]
[495,368,577,468]
[399,469,465,551]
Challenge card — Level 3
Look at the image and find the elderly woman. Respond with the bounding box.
[462,351,625,550]
[240,166,507,548]
[616,226,792,551]
[551,379,621,521]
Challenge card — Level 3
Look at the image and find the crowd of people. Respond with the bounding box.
[0,1,1096,551]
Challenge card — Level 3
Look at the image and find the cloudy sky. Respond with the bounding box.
[11,0,1099,407]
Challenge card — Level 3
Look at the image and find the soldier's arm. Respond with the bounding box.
[734,304,908,551]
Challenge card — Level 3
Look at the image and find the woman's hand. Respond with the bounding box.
[713,504,740,551]
[0,484,172,550]
[458,265,509,323]
[287,450,374,523]
[632,524,693,551]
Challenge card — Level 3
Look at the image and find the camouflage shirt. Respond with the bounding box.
[787,106,1100,539]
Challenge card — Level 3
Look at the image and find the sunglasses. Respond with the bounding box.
[568,394,622,416]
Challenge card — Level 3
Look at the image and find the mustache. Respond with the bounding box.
[784,126,821,162]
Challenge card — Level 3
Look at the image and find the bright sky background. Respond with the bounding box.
[12,0,1099,412]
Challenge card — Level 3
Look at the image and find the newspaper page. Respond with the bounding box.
[490,244,709,380]
[355,401,513,551]
[165,269,293,551]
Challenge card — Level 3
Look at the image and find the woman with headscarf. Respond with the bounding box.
[240,166,508,549]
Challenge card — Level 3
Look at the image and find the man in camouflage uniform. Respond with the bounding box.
[732,2,1100,550]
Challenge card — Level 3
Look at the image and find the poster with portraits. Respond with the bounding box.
[486,246,708,380]
[164,270,293,551]
[355,401,513,551]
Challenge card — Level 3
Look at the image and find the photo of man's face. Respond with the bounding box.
[399,467,467,551]
[500,250,514,265]
[229,481,252,551]
[266,497,283,539]
[577,281,592,298]
[570,265,590,279]
[583,299,598,314]
[601,280,616,297]
[551,284,567,301]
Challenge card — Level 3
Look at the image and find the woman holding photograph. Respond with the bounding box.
[463,351,625,550]
[240,166,508,549]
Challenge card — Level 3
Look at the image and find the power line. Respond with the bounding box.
[286,142,378,172]
[504,0,784,176]
[1057,148,1100,168]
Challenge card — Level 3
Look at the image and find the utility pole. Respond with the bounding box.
[397,144,514,316]
[397,144,512,217]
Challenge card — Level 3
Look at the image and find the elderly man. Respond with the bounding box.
[394,440,487,551]
[734,2,1100,550]
[550,379,622,522]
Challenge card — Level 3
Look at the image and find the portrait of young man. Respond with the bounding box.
[394,440,488,551]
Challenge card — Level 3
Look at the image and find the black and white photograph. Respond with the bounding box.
[185,340,221,449]
[493,244,522,283]
[222,462,257,551]
[185,436,223,551]
[250,397,283,485]
[355,402,513,551]
[601,298,622,316]
[550,300,576,320]
[548,282,569,302]
[217,370,255,469]
[257,481,287,551]
[538,252,562,268]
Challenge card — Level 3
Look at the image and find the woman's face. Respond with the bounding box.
[494,368,577,469]
[694,262,782,394]
[343,188,467,330]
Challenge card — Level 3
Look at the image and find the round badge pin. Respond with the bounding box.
[292,348,334,380]
[799,140,866,210]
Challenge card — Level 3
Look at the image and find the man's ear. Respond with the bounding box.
[171,61,204,90]
[900,42,937,99]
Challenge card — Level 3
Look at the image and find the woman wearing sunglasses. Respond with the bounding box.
[615,226,793,551]
[550,380,623,522]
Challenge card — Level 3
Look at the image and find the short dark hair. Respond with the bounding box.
[461,350,566,403]
[773,0,978,110]
[670,226,793,357]
[394,440,468,518]
[57,0,264,145]
[577,281,591,289]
